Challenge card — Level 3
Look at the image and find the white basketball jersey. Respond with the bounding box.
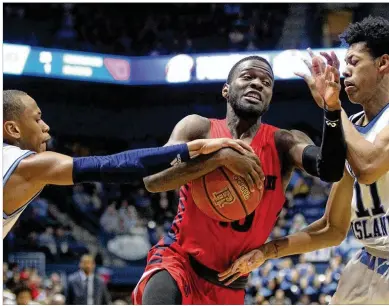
[346,104,389,253]
[3,143,40,238]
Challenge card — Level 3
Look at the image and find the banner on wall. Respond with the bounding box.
[3,43,347,86]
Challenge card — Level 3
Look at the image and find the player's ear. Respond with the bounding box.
[222,83,229,99]
[3,121,21,140]
[378,54,389,74]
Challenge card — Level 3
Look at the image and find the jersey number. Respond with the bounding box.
[354,182,384,217]
[219,211,255,232]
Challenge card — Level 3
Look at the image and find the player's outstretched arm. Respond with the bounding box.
[4,138,254,216]
[13,144,191,188]
[13,135,254,188]
[4,143,194,215]
[143,115,265,193]
[218,170,353,285]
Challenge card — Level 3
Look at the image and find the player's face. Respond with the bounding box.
[18,96,51,153]
[224,60,274,118]
[343,42,387,104]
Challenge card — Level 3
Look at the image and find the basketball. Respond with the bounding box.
[191,167,264,222]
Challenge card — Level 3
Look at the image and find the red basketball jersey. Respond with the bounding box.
[155,119,286,272]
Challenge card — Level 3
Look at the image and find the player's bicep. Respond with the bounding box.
[164,114,211,146]
[367,125,389,176]
[17,152,74,186]
[277,129,314,170]
[3,152,72,215]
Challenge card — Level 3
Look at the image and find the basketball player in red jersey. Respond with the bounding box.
[132,56,347,304]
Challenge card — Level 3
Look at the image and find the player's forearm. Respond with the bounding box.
[316,109,347,181]
[260,225,345,260]
[301,216,327,233]
[302,109,346,182]
[143,150,224,193]
[72,144,190,184]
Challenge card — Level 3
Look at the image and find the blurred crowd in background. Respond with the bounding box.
[5,3,388,57]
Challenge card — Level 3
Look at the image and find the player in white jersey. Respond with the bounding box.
[217,16,389,304]
[3,90,261,238]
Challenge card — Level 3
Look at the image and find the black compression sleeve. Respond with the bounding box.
[302,109,347,182]
[302,145,320,177]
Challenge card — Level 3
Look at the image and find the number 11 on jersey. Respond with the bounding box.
[354,182,384,218]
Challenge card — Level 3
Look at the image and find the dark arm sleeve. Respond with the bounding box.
[73,144,190,184]
[302,109,347,182]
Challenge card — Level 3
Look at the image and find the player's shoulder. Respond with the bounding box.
[3,143,35,165]
[180,114,210,126]
[170,114,211,141]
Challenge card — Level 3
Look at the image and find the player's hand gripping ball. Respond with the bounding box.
[191,167,264,222]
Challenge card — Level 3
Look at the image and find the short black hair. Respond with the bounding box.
[340,16,389,58]
[227,56,274,84]
[3,90,28,121]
